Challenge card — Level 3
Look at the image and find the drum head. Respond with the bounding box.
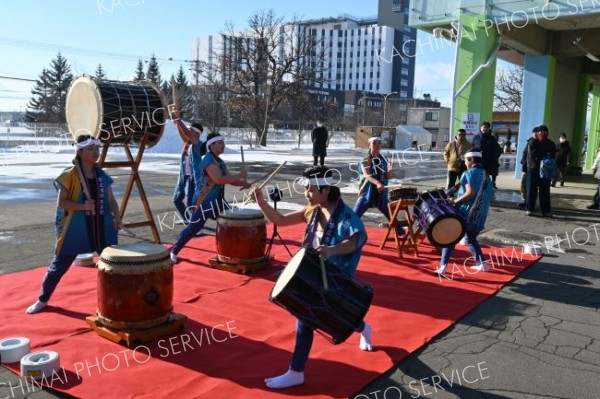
[271,247,306,298]
[98,243,171,273]
[219,209,264,220]
[66,76,103,141]
[430,217,464,246]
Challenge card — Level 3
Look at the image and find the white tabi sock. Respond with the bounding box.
[265,369,304,389]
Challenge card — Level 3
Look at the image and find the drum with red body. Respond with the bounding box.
[216,209,267,264]
[96,243,173,330]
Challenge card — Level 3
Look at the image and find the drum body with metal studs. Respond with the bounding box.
[216,209,267,265]
[96,243,173,330]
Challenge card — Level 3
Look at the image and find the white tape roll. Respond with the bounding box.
[523,244,542,256]
[74,253,95,266]
[0,337,30,364]
[20,351,60,380]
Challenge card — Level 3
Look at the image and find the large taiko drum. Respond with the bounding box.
[216,209,267,264]
[96,243,173,330]
[66,76,167,148]
[270,247,373,344]
[413,189,465,248]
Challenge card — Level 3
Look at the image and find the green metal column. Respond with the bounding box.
[453,14,498,137]
[570,74,589,168]
[587,85,600,169]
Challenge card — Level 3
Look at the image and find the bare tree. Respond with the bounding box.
[206,9,325,146]
[494,66,522,112]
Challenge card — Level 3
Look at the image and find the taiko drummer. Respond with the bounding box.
[27,135,122,314]
[249,166,373,389]
[169,132,249,263]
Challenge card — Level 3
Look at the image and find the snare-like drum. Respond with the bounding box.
[216,209,267,264]
[96,243,173,330]
[270,247,373,344]
[66,76,167,148]
[389,187,418,202]
[413,190,465,247]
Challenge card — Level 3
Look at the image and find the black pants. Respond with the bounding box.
[526,169,552,214]
[447,171,461,189]
[520,172,527,201]
[313,155,325,166]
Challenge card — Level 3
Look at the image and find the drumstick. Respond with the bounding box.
[239,171,272,190]
[242,161,287,204]
[171,77,178,108]
[257,161,287,190]
[384,184,404,189]
[240,146,245,167]
[73,157,95,216]
[318,256,329,291]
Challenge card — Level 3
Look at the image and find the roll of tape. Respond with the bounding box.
[20,351,60,380]
[0,337,30,364]
[74,253,95,267]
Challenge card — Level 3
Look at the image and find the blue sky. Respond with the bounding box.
[0,0,456,111]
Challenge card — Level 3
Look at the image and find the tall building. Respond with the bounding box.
[191,0,417,124]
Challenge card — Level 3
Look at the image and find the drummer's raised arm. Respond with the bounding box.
[171,109,199,145]
[249,187,304,226]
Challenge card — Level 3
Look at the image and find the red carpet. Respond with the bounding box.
[0,225,539,398]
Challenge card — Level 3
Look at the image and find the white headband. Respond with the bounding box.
[206,136,224,148]
[300,177,334,187]
[369,137,382,143]
[76,138,102,149]
[464,151,482,158]
[191,127,202,135]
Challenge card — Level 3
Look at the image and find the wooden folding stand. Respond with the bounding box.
[380,198,425,259]
[97,132,161,243]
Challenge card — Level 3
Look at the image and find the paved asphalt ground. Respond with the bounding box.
[1,150,599,398]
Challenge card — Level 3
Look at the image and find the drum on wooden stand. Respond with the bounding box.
[211,209,268,272]
[388,187,418,202]
[413,190,465,247]
[66,76,167,148]
[96,243,173,330]
[270,247,373,344]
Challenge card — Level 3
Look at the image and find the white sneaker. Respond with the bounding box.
[434,265,447,275]
[170,252,178,264]
[26,300,48,314]
[469,262,490,272]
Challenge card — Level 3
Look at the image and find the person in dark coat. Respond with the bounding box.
[518,127,539,207]
[311,121,328,166]
[479,122,502,189]
[552,133,572,187]
[525,125,557,217]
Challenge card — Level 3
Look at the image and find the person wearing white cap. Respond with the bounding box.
[171,108,204,224]
[249,166,373,389]
[170,132,249,263]
[354,136,406,236]
[434,151,493,275]
[27,135,122,314]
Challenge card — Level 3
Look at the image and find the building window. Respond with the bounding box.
[426,111,439,121]
[400,90,408,98]
[401,68,409,76]
[401,79,408,86]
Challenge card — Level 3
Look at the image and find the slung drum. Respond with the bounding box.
[66,76,167,148]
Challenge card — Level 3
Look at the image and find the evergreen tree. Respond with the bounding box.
[173,66,194,118]
[134,59,145,82]
[145,54,162,87]
[26,53,73,123]
[95,64,106,81]
[25,68,54,122]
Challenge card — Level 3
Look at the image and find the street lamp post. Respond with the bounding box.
[383,91,398,127]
